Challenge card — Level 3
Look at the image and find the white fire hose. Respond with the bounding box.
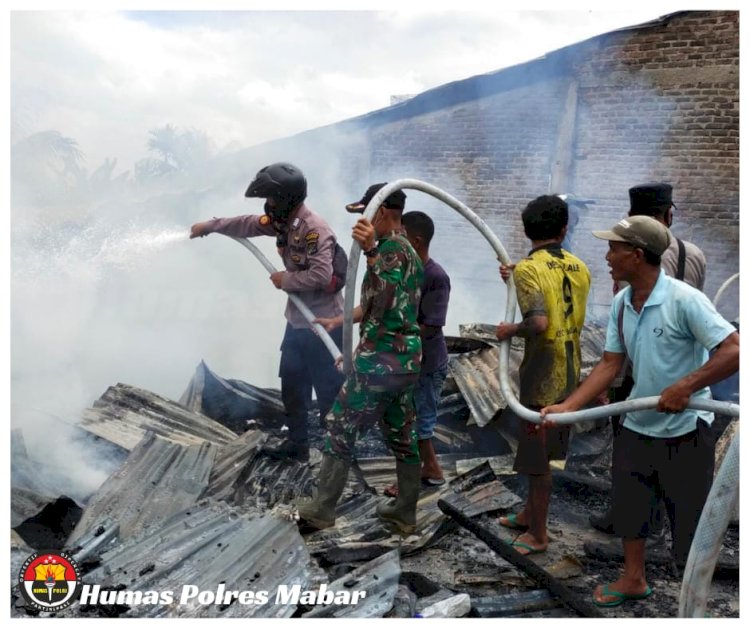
[226,236,343,365]
[339,179,739,617]
[678,429,739,617]
[712,272,739,310]
[340,179,739,422]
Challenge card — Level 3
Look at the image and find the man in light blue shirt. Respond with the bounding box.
[606,271,729,438]
[541,215,738,608]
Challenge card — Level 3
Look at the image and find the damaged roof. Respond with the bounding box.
[11,330,738,618]
[450,321,607,428]
[67,432,217,545]
[64,501,315,619]
[179,360,287,433]
[79,383,239,450]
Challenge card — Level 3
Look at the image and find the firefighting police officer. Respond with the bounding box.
[190,162,345,462]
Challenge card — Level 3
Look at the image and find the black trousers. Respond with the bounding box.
[278,323,344,445]
[611,422,715,563]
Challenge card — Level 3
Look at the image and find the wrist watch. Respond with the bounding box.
[363,245,379,258]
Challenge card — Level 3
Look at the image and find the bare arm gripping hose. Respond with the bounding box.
[340,179,739,425]
[226,236,343,365]
[679,430,739,617]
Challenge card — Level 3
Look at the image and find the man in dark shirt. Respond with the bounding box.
[384,211,451,497]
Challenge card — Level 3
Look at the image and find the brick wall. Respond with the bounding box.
[233,10,739,327]
[570,11,739,318]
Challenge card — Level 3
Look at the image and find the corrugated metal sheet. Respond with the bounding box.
[450,321,607,428]
[67,432,217,545]
[10,325,608,618]
[302,549,401,618]
[455,455,516,477]
[179,360,287,434]
[449,342,507,428]
[354,453,511,495]
[200,429,269,502]
[207,446,318,512]
[62,501,316,618]
[79,383,238,450]
[442,461,522,518]
[302,461,521,564]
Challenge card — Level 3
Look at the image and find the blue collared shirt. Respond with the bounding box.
[604,270,735,437]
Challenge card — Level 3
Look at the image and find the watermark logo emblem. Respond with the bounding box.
[18,550,81,612]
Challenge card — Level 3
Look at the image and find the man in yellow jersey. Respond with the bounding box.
[495,194,591,555]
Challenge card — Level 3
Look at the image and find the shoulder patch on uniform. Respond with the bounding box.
[305,231,319,254]
[260,214,271,225]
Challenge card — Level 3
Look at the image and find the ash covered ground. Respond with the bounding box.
[11,338,739,619]
[398,472,739,619]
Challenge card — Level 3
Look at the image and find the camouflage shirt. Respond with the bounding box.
[354,231,423,375]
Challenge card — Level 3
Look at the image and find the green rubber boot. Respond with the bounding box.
[376,460,421,535]
[296,454,350,530]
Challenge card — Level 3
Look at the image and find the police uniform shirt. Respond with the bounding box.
[207,204,344,327]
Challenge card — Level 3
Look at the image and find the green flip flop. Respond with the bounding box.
[509,540,546,555]
[499,513,528,531]
[593,584,654,608]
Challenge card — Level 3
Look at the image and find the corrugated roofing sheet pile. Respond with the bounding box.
[11,322,613,618]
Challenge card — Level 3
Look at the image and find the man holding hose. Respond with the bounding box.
[496,195,591,557]
[298,183,424,536]
[541,215,738,607]
[190,162,345,463]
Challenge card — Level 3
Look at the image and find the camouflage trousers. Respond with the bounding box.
[324,371,420,465]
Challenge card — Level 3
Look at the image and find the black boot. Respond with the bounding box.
[260,439,309,463]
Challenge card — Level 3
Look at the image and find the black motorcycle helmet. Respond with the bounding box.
[245,162,307,220]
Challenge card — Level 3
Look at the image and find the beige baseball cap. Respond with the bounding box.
[592,215,670,256]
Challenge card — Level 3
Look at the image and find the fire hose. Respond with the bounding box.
[340,179,739,617]
[678,430,739,617]
[712,272,739,310]
[218,180,737,615]
[225,236,343,366]
[340,179,739,424]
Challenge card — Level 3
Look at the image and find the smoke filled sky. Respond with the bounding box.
[5,2,742,500]
[9,3,682,174]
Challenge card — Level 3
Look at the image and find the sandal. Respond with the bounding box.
[499,513,529,531]
[509,539,546,556]
[592,584,653,607]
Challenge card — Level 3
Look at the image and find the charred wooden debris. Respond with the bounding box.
[10,322,738,618]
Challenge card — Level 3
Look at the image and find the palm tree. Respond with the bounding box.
[11,130,88,211]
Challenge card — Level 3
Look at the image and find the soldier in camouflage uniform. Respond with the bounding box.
[297,183,424,535]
